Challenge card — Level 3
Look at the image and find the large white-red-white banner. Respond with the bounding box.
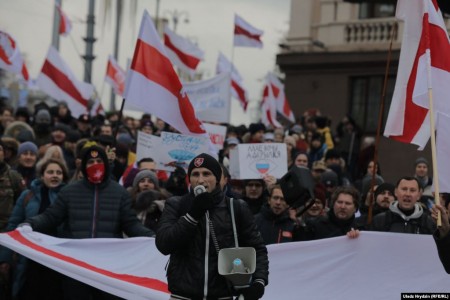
[124,10,206,137]
[183,72,231,123]
[0,30,29,81]
[0,229,448,300]
[384,0,450,149]
[36,46,94,117]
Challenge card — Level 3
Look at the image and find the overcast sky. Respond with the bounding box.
[0,0,291,125]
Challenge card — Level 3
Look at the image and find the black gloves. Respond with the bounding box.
[188,191,214,220]
[240,281,265,300]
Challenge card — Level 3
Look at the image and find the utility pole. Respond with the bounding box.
[109,0,122,112]
[51,0,62,50]
[83,0,96,83]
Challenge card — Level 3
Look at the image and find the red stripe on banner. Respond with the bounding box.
[41,60,88,107]
[234,25,262,43]
[7,230,169,293]
[231,79,248,111]
[282,97,291,116]
[164,34,200,70]
[270,84,280,98]
[131,39,205,134]
[21,64,29,81]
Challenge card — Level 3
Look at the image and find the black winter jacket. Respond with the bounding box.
[370,202,435,234]
[27,178,154,238]
[156,191,269,299]
[434,230,450,273]
[254,204,295,245]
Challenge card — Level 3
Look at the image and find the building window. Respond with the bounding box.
[349,76,395,133]
[359,3,395,19]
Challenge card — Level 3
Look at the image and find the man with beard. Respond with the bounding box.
[370,176,435,234]
[293,186,360,241]
[255,185,295,245]
[355,183,395,229]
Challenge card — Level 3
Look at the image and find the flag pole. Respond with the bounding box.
[367,22,397,225]
[113,98,126,141]
[427,66,442,227]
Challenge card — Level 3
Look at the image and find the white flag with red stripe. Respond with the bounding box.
[233,14,263,48]
[261,77,282,128]
[124,10,206,136]
[384,0,450,149]
[216,52,248,111]
[36,46,93,118]
[90,99,105,116]
[0,31,29,81]
[163,26,204,78]
[267,72,295,123]
[0,229,448,300]
[56,3,72,36]
[105,56,126,96]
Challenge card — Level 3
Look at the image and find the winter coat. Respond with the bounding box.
[370,201,436,234]
[0,178,64,297]
[156,192,269,299]
[434,231,450,273]
[254,204,295,245]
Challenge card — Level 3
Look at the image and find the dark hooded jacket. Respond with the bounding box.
[254,204,295,245]
[156,189,269,299]
[26,145,154,238]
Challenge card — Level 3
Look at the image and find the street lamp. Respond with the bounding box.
[164,9,189,32]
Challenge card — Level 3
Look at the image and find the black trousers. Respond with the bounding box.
[62,276,123,300]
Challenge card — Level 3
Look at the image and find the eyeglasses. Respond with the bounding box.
[247,183,262,188]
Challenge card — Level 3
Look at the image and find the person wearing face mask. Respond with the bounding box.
[0,158,68,300]
[24,143,154,300]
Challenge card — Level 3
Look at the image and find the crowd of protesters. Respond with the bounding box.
[0,101,446,299]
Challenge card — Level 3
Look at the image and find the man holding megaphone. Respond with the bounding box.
[156,153,269,300]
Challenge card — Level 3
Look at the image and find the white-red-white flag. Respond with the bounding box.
[261,77,282,128]
[105,56,126,96]
[56,3,72,36]
[233,14,263,48]
[163,26,204,78]
[384,0,450,149]
[36,46,94,117]
[266,72,295,123]
[0,31,29,81]
[216,52,248,111]
[90,99,105,116]
[124,10,206,136]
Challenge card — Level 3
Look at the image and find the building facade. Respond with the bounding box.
[277,0,448,182]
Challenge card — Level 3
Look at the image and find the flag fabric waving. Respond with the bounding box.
[216,52,248,111]
[105,56,126,96]
[0,31,29,81]
[233,14,263,48]
[1,229,449,300]
[163,26,204,78]
[124,10,206,136]
[36,46,94,117]
[261,77,282,128]
[267,72,295,123]
[56,3,72,36]
[384,0,450,149]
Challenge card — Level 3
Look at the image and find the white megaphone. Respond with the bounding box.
[218,247,256,289]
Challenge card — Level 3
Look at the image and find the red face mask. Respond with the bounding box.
[86,163,105,184]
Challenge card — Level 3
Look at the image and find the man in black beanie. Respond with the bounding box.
[156,153,269,300]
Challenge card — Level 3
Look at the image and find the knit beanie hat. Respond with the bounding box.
[35,109,51,124]
[133,169,159,189]
[18,141,38,156]
[187,153,222,183]
[374,182,395,200]
[415,157,429,167]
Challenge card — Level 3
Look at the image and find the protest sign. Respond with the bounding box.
[136,131,161,162]
[229,143,287,179]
